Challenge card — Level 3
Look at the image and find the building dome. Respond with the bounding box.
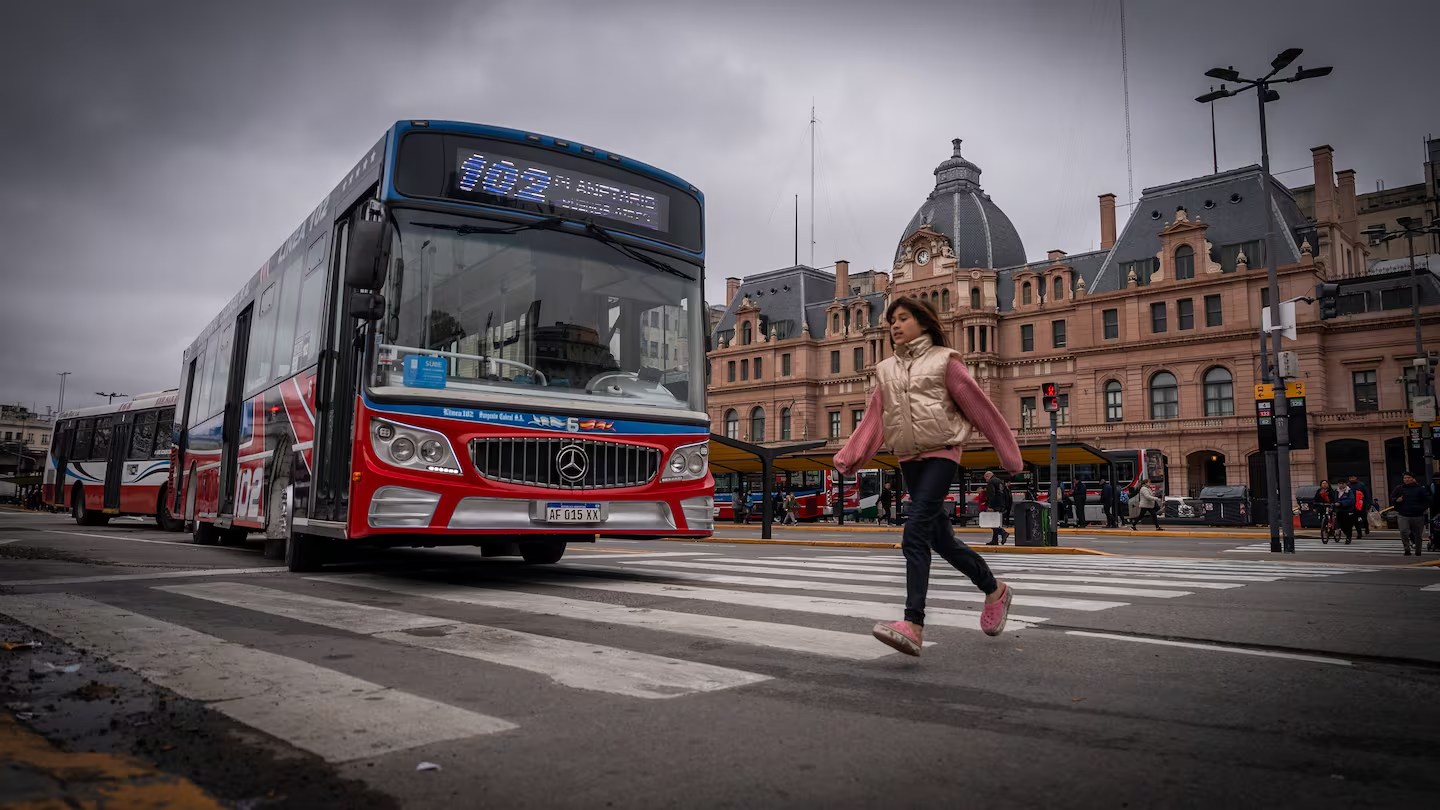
[896,138,1027,269]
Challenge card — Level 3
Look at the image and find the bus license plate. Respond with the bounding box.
[546,503,601,523]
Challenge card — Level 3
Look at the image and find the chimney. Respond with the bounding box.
[1311,145,1336,224]
[1336,169,1358,241]
[834,259,850,301]
[1047,249,1067,263]
[1098,193,1117,250]
[725,277,741,307]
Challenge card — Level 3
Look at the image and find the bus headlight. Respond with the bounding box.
[371,418,462,475]
[661,441,708,482]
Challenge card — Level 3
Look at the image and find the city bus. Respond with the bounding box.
[171,120,712,571]
[44,390,183,530]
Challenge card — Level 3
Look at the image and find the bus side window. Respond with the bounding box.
[73,418,95,461]
[153,407,175,456]
[292,232,328,371]
[92,417,114,462]
[245,283,278,394]
[195,337,220,425]
[270,252,304,381]
[205,322,235,420]
[129,411,157,460]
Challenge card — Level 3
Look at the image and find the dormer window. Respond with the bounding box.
[741,321,753,345]
[1052,276,1064,301]
[1022,281,1033,305]
[1175,245,1195,280]
[970,288,981,309]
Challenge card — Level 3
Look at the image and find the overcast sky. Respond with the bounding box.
[1,0,1435,415]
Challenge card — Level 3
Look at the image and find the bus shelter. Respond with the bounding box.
[706,437,1114,538]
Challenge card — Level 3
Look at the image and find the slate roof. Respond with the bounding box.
[995,249,1111,313]
[895,139,1027,270]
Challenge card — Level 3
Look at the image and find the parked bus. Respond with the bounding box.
[44,390,183,530]
[171,120,711,571]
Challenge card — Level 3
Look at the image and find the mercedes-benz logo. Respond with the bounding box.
[555,444,588,483]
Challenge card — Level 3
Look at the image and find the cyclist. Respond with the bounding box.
[1312,479,1338,543]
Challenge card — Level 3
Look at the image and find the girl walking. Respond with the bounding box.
[835,296,1024,656]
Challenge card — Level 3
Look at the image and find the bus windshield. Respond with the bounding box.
[373,209,705,413]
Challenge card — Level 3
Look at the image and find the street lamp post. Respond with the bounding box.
[56,371,71,414]
[1197,49,1332,554]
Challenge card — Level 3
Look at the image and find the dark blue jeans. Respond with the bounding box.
[900,458,998,626]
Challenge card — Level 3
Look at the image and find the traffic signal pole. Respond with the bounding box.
[1256,82,1296,553]
[1043,381,1060,544]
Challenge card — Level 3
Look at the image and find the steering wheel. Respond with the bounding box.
[586,371,649,396]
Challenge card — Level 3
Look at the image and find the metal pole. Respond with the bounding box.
[1406,229,1435,513]
[1049,408,1059,543]
[56,372,70,414]
[836,473,845,526]
[1261,331,1280,550]
[1257,81,1296,552]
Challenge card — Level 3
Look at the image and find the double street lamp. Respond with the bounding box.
[1195,49,1331,553]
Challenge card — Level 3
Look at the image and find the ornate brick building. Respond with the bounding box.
[708,138,1439,499]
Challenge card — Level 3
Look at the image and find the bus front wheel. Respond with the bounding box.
[192,520,220,545]
[285,532,327,572]
[156,486,184,532]
[520,538,567,564]
[72,485,108,527]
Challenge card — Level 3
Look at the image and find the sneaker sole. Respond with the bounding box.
[982,585,1014,637]
[872,623,921,656]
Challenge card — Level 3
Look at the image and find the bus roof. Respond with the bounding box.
[59,389,178,421]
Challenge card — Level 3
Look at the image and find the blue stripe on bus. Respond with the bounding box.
[363,396,708,437]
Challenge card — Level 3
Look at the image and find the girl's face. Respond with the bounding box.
[890,306,924,344]
[1320,480,1329,488]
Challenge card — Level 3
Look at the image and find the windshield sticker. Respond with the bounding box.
[403,356,448,389]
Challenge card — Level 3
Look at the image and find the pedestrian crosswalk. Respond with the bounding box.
[1224,535,1408,555]
[0,549,1382,764]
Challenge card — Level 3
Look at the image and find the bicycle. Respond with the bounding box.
[1318,504,1340,544]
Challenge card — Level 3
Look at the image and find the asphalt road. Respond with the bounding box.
[2,509,1437,809]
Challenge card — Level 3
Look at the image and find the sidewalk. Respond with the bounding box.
[715,520,1346,540]
[0,709,224,810]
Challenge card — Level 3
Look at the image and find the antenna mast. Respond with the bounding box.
[794,194,799,266]
[809,103,816,266]
[1120,0,1134,203]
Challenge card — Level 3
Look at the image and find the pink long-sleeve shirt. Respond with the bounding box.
[834,356,1023,475]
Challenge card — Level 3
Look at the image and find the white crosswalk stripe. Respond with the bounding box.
[1224,536,1405,555]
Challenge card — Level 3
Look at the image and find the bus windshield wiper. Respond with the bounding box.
[412,216,566,236]
[580,224,696,281]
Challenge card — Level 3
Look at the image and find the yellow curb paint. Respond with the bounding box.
[660,536,1107,555]
[0,711,226,809]
[1406,558,1440,567]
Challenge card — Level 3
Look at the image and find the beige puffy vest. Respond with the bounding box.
[873,335,973,457]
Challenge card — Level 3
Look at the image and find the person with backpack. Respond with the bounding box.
[982,471,1009,545]
[1335,482,1363,544]
[834,296,1023,657]
[1347,475,1374,536]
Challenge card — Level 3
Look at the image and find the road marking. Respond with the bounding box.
[703,557,1240,590]
[43,529,200,547]
[310,575,900,660]
[0,538,23,546]
[563,551,715,559]
[615,559,1193,599]
[1064,631,1352,666]
[1422,583,1440,592]
[160,582,769,699]
[0,592,516,762]
[1,567,285,587]
[776,557,1286,583]
[559,563,1126,611]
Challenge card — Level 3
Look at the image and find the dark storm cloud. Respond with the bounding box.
[1,0,1435,413]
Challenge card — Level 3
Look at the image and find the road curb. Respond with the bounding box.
[0,709,226,809]
[1406,557,1440,567]
[662,536,1110,555]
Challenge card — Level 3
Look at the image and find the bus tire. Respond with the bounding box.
[520,538,566,564]
[286,531,327,573]
[192,520,220,545]
[156,485,184,532]
[72,484,109,527]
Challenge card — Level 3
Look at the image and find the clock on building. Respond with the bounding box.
[915,248,930,265]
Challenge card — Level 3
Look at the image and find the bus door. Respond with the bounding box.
[312,218,359,522]
[218,306,253,516]
[104,415,130,513]
[51,422,73,507]
[173,357,199,513]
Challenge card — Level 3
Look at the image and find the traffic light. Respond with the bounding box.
[1315,282,1340,320]
[1042,381,1060,413]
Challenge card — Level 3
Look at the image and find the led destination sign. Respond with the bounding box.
[454,148,669,232]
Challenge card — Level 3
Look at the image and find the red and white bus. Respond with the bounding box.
[171,120,712,571]
[44,390,183,530]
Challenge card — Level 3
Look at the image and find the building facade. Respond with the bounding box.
[0,404,54,478]
[708,139,1439,500]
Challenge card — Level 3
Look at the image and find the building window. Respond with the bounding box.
[1404,366,1422,409]
[780,408,792,440]
[1055,394,1071,425]
[1205,294,1223,327]
[1052,320,1067,349]
[1203,367,1234,416]
[832,313,840,335]
[1177,298,1194,330]
[727,361,735,382]
[750,407,766,442]
[1381,287,1414,310]
[1151,302,1167,333]
[781,353,791,376]
[740,359,749,380]
[828,411,841,439]
[1022,282,1033,305]
[1103,309,1119,339]
[1220,241,1263,273]
[1021,324,1034,352]
[854,347,865,372]
[980,328,989,353]
[724,409,739,439]
[1174,245,1195,280]
[830,351,840,374]
[852,409,864,432]
[1122,258,1157,285]
[942,289,951,311]
[741,321,752,345]
[1259,288,1269,310]
[1020,397,1037,430]
[754,357,763,379]
[1338,292,1367,316]
[1150,371,1179,420]
[970,288,981,309]
[1052,276,1064,301]
[1352,370,1378,412]
[1104,380,1123,422]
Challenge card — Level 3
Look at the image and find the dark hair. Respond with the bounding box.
[885,295,947,348]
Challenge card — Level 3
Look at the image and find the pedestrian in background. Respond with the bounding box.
[1101,479,1117,528]
[982,471,1009,546]
[1347,475,1373,537]
[878,481,894,525]
[1071,476,1089,529]
[1129,481,1163,531]
[1335,481,1362,544]
[835,296,1023,657]
[1390,471,1431,556]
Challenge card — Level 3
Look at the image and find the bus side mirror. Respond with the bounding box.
[349,291,385,321]
[345,219,389,290]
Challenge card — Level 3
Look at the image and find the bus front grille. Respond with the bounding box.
[471,438,661,490]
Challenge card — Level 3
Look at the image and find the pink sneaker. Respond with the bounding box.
[980,583,1013,637]
[872,620,922,656]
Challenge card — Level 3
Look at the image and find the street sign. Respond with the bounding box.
[1289,394,1309,450]
[1254,381,1304,400]
[1414,396,1437,423]
[1261,302,1297,341]
[1255,397,1276,452]
[1277,351,1300,379]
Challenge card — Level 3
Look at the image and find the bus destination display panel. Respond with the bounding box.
[453,147,669,233]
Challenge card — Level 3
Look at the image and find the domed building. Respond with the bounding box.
[894,139,1027,271]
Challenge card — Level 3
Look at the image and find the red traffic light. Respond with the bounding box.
[1041,382,1058,398]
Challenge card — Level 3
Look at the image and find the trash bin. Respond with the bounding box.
[1293,485,1322,529]
[1012,500,1054,547]
[1200,485,1250,526]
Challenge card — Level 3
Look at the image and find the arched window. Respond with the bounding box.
[1104,380,1123,423]
[749,407,766,442]
[1150,371,1179,420]
[1022,282,1033,305]
[741,321,752,345]
[832,313,840,335]
[1052,276,1064,301]
[1175,245,1195,280]
[724,409,739,439]
[1203,367,1234,416]
[941,289,951,311]
[970,287,981,309]
[780,408,792,440]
